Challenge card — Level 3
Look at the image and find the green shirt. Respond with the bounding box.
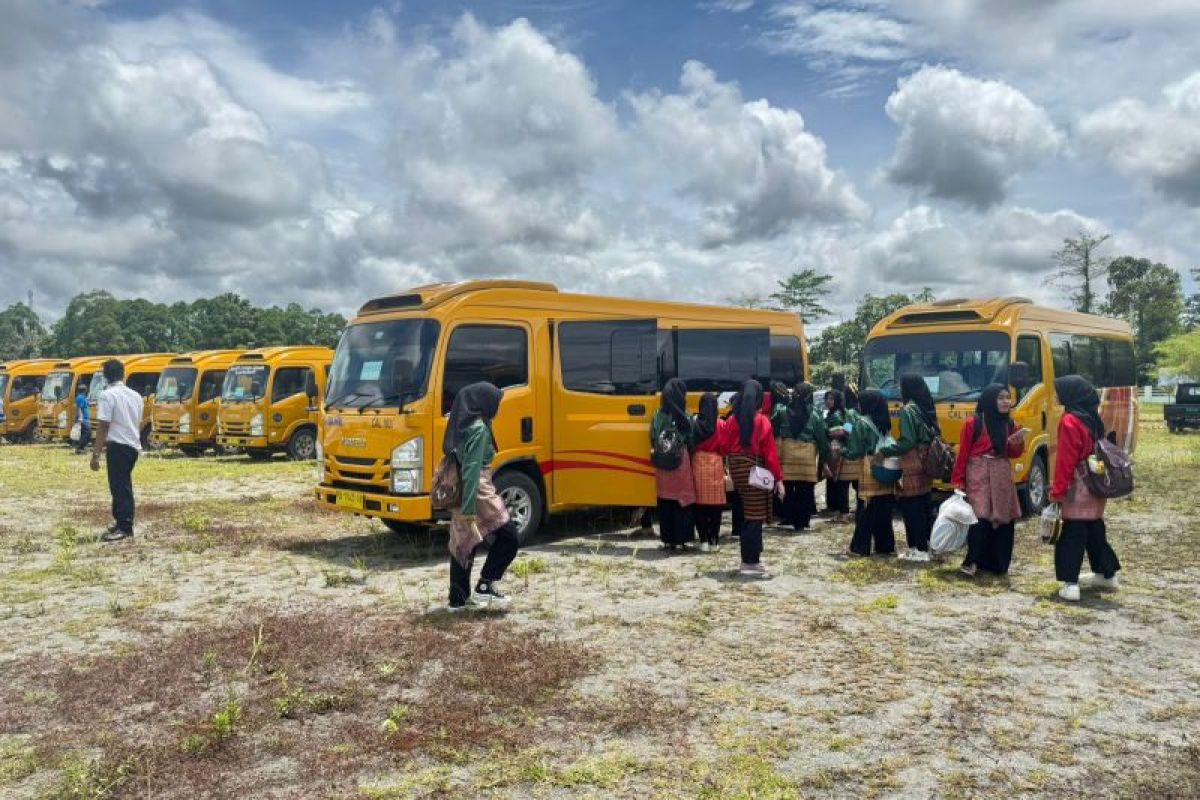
[880,402,934,457]
[794,407,832,462]
[650,410,694,448]
[824,409,846,431]
[844,413,882,461]
[769,404,789,439]
[457,420,495,516]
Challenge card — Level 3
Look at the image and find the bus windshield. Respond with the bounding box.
[41,372,73,402]
[157,367,198,402]
[0,374,8,402]
[864,331,1011,402]
[222,365,270,402]
[326,318,440,410]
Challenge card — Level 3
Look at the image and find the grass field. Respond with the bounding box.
[1,413,1198,799]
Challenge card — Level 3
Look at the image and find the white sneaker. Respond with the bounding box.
[700,542,711,553]
[1058,583,1081,602]
[738,563,770,579]
[910,550,931,563]
[1082,573,1120,590]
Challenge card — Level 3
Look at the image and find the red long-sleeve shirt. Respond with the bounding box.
[1050,413,1094,501]
[716,412,783,480]
[951,416,1025,487]
[693,416,725,454]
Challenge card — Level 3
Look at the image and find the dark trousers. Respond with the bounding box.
[739,519,764,564]
[449,520,520,606]
[963,520,1015,574]
[1055,519,1120,583]
[657,498,694,546]
[729,491,744,537]
[898,493,932,551]
[105,442,139,533]
[693,505,722,545]
[850,496,895,555]
[784,481,816,530]
[827,480,851,514]
[75,424,91,453]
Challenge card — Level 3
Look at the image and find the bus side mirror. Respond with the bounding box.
[304,372,318,400]
[1007,362,1030,390]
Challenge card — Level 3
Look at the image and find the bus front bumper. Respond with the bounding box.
[217,435,269,449]
[315,485,433,522]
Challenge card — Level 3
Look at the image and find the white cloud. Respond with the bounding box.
[701,0,756,12]
[630,60,868,246]
[883,66,1063,208]
[1078,71,1200,206]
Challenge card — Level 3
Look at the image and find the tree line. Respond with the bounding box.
[0,291,346,361]
[732,234,1200,385]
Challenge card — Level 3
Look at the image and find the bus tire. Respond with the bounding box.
[494,469,543,545]
[22,422,40,444]
[1019,452,1049,516]
[287,427,317,461]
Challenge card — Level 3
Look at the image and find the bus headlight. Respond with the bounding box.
[250,413,264,436]
[179,413,191,434]
[391,437,423,494]
[57,410,67,428]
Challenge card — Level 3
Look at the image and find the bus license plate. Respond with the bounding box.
[336,490,365,510]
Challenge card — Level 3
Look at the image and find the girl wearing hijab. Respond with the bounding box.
[768,381,792,521]
[1050,375,1121,602]
[444,382,519,610]
[823,390,852,520]
[881,374,939,562]
[724,391,745,538]
[780,382,830,531]
[716,380,784,577]
[951,384,1027,577]
[845,389,896,557]
[651,378,696,551]
[690,392,725,551]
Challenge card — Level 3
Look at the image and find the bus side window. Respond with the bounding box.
[199,371,225,403]
[272,368,310,402]
[1050,334,1071,382]
[1015,335,1043,401]
[441,325,529,413]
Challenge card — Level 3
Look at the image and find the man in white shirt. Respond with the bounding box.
[90,359,143,541]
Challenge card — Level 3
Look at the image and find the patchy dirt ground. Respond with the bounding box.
[1,414,1198,799]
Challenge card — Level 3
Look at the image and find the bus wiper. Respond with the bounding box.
[360,392,406,409]
[325,391,373,410]
[937,389,981,403]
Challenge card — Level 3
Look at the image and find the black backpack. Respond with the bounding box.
[1082,436,1134,499]
[650,422,687,470]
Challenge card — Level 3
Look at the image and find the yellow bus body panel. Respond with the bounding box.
[215,346,333,454]
[151,350,246,448]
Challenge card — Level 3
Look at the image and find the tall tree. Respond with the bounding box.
[1103,256,1184,383]
[1052,231,1111,313]
[0,302,47,360]
[809,290,930,385]
[1156,329,1200,381]
[769,269,834,321]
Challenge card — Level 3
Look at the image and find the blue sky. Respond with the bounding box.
[1,0,1197,323]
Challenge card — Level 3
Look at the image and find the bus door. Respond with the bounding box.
[551,318,659,508]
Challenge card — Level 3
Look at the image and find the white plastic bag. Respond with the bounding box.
[1040,502,1063,544]
[69,421,82,443]
[930,491,977,554]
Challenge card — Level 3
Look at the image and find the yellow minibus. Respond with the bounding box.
[38,356,110,442]
[314,280,808,542]
[86,353,178,448]
[863,297,1137,513]
[0,359,56,442]
[216,346,332,460]
[152,350,245,455]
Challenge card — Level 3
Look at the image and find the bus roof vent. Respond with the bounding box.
[931,298,969,307]
[237,353,267,362]
[895,310,983,325]
[358,294,425,315]
[359,280,559,316]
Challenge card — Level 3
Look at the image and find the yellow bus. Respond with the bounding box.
[86,353,178,448]
[0,359,57,442]
[38,356,111,442]
[863,297,1137,513]
[216,346,332,460]
[152,350,245,455]
[314,280,808,542]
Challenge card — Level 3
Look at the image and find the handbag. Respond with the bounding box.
[748,465,775,491]
[723,470,735,493]
[430,454,462,510]
[1040,503,1063,544]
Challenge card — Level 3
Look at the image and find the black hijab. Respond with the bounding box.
[443,382,502,456]
[1055,375,1105,440]
[974,383,1012,455]
[736,379,763,448]
[694,392,719,445]
[788,382,815,436]
[858,389,891,436]
[900,373,940,436]
[844,386,860,412]
[825,389,845,417]
[660,377,691,432]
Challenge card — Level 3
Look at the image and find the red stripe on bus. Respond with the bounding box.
[556,449,654,468]
[540,460,655,478]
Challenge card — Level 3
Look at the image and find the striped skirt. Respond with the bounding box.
[728,454,772,521]
[779,439,819,483]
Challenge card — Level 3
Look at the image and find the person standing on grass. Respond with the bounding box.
[781,382,829,532]
[823,390,852,521]
[74,385,91,454]
[690,392,725,552]
[445,382,519,611]
[951,384,1027,577]
[90,359,143,542]
[1050,375,1121,603]
[881,374,938,562]
[716,380,784,578]
[723,391,744,538]
[845,389,895,558]
[651,378,697,551]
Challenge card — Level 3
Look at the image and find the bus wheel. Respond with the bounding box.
[495,470,543,545]
[23,423,41,444]
[1020,453,1048,516]
[287,428,317,461]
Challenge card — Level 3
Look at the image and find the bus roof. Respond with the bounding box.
[113,353,178,371]
[355,280,805,328]
[0,359,57,375]
[47,355,113,372]
[167,350,246,368]
[871,297,1132,337]
[235,346,334,364]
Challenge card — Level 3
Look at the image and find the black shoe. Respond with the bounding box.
[471,581,511,607]
[101,527,133,542]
